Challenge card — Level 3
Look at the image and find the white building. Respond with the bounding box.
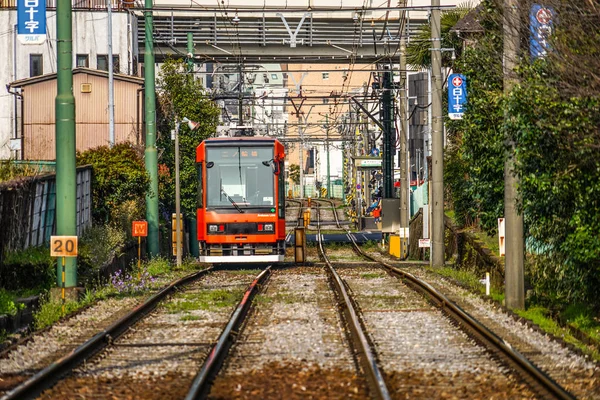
[0,6,134,159]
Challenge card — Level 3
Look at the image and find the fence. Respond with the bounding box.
[286,184,344,199]
[0,166,92,261]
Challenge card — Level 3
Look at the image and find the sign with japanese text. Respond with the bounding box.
[448,74,467,120]
[17,0,46,45]
[530,4,554,59]
[132,221,148,237]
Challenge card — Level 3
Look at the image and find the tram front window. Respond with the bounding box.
[206,146,275,207]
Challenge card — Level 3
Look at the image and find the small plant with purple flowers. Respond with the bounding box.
[109,268,156,294]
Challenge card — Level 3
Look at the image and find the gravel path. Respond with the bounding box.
[35,270,259,399]
[402,264,600,400]
[336,265,534,399]
[209,266,369,399]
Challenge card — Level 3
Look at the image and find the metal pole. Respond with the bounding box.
[399,4,408,227]
[107,0,115,147]
[144,0,160,256]
[56,0,77,286]
[431,0,445,267]
[186,32,200,258]
[175,121,182,267]
[503,0,525,309]
[382,65,394,198]
[326,114,330,199]
[299,124,304,198]
[187,32,194,72]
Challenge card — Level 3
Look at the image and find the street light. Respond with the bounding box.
[173,117,199,267]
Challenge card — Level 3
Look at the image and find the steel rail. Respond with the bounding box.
[313,198,342,229]
[2,268,213,400]
[315,204,391,400]
[346,236,575,400]
[185,266,273,400]
[284,198,304,242]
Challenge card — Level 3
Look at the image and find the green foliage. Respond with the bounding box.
[507,64,600,305]
[289,164,300,185]
[145,256,172,276]
[156,58,221,216]
[165,289,243,313]
[33,296,82,330]
[406,2,473,69]
[445,18,505,233]
[76,143,149,225]
[0,160,41,183]
[77,225,127,285]
[0,290,24,316]
[0,246,54,291]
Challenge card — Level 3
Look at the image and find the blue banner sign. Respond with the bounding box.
[448,73,467,120]
[17,0,46,45]
[530,4,554,59]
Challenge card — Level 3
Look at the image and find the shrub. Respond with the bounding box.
[0,246,54,291]
[76,142,149,225]
[77,225,127,285]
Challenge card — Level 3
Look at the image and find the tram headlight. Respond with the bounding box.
[263,223,274,232]
[208,224,218,233]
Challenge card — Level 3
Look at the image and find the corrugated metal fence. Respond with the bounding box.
[0,166,92,259]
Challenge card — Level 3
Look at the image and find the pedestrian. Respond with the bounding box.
[372,205,381,224]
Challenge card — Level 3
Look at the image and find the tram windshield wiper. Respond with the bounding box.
[221,187,244,213]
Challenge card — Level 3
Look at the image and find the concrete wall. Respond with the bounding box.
[0,9,131,159]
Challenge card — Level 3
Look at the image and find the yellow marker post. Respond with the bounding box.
[132,221,148,280]
[61,257,65,313]
[50,236,78,315]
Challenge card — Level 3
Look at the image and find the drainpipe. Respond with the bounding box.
[6,84,23,159]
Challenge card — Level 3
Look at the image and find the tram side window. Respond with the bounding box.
[196,163,203,208]
[278,160,285,218]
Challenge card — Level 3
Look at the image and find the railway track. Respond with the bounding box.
[1,268,270,400]
[312,203,576,399]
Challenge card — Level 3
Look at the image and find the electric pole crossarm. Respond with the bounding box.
[350,97,386,133]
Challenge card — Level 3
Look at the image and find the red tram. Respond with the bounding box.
[196,136,286,263]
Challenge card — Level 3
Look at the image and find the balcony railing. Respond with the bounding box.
[0,0,134,10]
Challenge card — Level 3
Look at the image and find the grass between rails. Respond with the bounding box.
[32,256,205,330]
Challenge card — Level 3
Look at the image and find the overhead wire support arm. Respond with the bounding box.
[276,12,311,48]
[350,96,386,133]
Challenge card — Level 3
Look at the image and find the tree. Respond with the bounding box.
[156,58,221,216]
[289,164,300,185]
[405,3,473,69]
[76,143,149,225]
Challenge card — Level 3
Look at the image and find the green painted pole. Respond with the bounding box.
[55,0,77,287]
[144,0,159,257]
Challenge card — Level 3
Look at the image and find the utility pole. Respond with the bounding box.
[503,0,525,309]
[325,114,330,199]
[299,124,304,198]
[399,0,409,228]
[144,0,160,256]
[107,0,115,147]
[238,64,244,125]
[431,0,445,267]
[381,64,394,198]
[55,0,77,287]
[174,120,182,267]
[186,32,200,258]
